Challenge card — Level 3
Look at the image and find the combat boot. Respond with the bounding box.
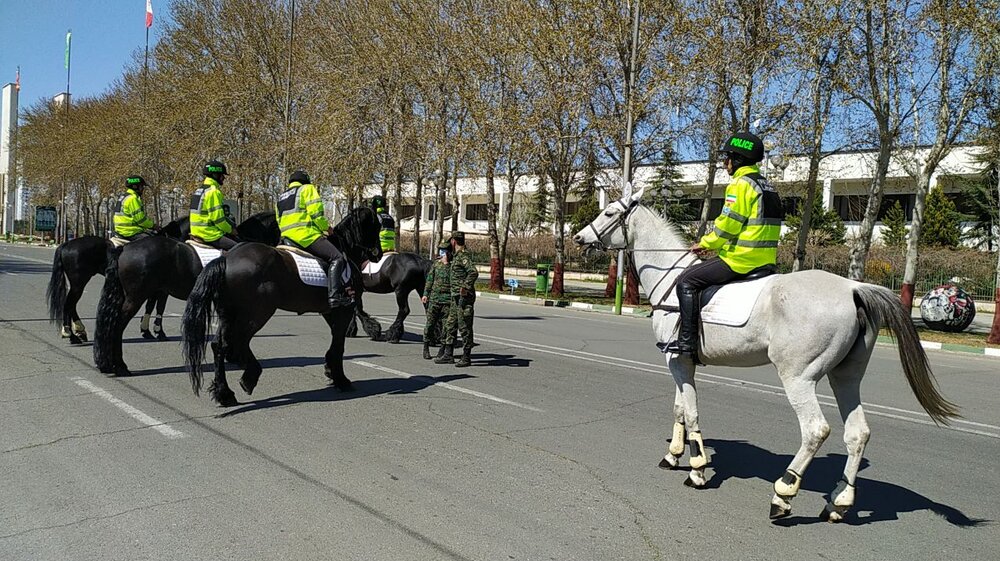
[455,347,472,368]
[434,345,454,364]
[422,343,432,360]
[435,344,446,359]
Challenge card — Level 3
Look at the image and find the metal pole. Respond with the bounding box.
[615,0,641,315]
[61,29,71,243]
[282,0,295,174]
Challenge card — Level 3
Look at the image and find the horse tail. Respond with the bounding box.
[94,247,125,373]
[853,284,960,424]
[47,244,67,323]
[182,257,227,395]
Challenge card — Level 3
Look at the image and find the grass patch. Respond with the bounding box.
[881,326,1000,349]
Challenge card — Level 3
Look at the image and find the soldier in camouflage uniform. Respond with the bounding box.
[422,241,453,360]
[436,231,478,367]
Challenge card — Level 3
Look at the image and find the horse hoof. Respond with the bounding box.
[215,390,239,407]
[658,454,680,470]
[78,333,89,343]
[332,380,354,392]
[684,475,707,489]
[114,366,132,377]
[141,330,155,340]
[820,505,847,523]
[69,335,83,345]
[155,331,168,342]
[769,503,792,520]
[239,375,260,396]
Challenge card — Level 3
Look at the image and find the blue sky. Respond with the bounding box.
[0,0,172,111]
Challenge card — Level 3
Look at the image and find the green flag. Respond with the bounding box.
[65,30,71,70]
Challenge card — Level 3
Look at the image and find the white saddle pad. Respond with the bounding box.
[362,252,395,275]
[664,276,776,327]
[110,236,129,248]
[185,242,222,268]
[279,249,350,288]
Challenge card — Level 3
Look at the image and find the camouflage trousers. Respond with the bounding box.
[444,298,475,351]
[423,300,450,345]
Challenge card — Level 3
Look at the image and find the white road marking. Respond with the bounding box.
[0,252,54,265]
[352,360,543,413]
[397,318,1000,439]
[70,377,186,439]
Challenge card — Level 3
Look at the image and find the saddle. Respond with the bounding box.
[659,265,779,328]
[185,239,223,268]
[362,253,394,275]
[699,264,777,308]
[275,244,342,288]
[109,236,129,248]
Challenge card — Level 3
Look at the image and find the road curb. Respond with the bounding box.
[477,290,1000,359]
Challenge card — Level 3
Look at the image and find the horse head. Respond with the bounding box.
[572,185,645,256]
[159,216,190,240]
[332,207,383,265]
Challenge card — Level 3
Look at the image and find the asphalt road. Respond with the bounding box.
[2,242,998,561]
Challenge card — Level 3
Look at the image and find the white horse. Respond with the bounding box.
[572,188,958,522]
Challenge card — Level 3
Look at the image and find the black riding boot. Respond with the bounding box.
[665,285,699,357]
[327,258,353,309]
[455,347,472,368]
[435,345,446,359]
[422,343,432,360]
[434,345,454,364]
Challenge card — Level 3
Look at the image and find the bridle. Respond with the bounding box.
[584,199,638,252]
[582,198,696,310]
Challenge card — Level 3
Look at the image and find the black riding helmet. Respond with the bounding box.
[371,195,387,212]
[289,170,311,185]
[719,132,764,167]
[125,175,146,192]
[203,160,228,180]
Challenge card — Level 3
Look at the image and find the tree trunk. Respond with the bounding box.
[413,176,423,255]
[393,167,403,251]
[990,181,1000,345]
[847,140,894,280]
[551,182,566,298]
[696,146,719,239]
[450,163,459,233]
[435,166,447,251]
[605,258,616,298]
[485,161,502,290]
[793,152,822,272]
[901,170,932,309]
[624,255,639,305]
[497,165,518,287]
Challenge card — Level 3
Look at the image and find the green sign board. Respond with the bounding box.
[35,206,57,232]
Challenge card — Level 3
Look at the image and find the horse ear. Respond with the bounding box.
[630,184,645,203]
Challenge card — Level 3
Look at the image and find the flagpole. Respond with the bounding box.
[61,29,71,243]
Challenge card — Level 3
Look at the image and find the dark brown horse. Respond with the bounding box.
[46,218,190,344]
[349,252,434,343]
[93,212,279,376]
[181,207,382,406]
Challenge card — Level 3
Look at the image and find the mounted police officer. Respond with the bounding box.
[421,241,453,360]
[275,170,353,308]
[113,175,157,241]
[664,131,782,357]
[371,195,396,253]
[190,160,239,250]
[436,231,478,367]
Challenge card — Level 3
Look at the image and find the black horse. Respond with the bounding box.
[350,252,434,343]
[93,211,279,376]
[181,207,382,407]
[46,218,191,344]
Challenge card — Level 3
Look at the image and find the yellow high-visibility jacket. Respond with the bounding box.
[699,165,782,273]
[275,182,330,247]
[113,188,154,237]
[189,178,233,242]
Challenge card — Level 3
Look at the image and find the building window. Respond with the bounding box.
[781,197,801,219]
[465,203,489,221]
[398,205,415,220]
[834,195,869,221]
[564,201,581,216]
[427,203,454,221]
[878,194,915,221]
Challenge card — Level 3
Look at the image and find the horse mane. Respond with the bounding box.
[160,216,190,240]
[634,204,688,249]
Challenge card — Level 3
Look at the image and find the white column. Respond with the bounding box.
[499,189,507,225]
[822,178,834,210]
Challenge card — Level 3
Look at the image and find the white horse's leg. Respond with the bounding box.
[821,336,874,522]
[668,354,708,487]
[770,376,831,519]
[658,376,686,470]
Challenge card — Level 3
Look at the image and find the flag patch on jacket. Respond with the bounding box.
[725,194,737,204]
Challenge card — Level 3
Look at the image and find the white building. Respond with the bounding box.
[374,145,986,240]
[1,83,19,235]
